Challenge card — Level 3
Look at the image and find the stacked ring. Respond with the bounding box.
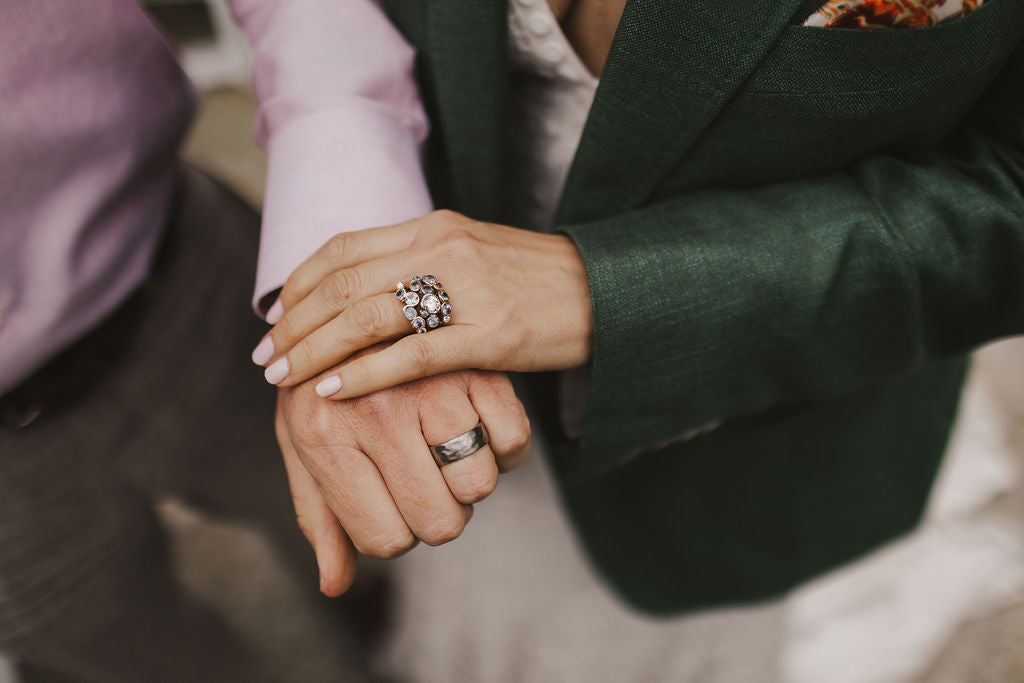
[395,275,452,334]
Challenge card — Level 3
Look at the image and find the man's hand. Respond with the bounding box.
[275,367,531,596]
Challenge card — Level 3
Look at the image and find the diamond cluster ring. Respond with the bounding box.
[395,275,452,334]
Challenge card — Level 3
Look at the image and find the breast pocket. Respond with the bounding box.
[661,0,1024,192]
[750,0,1014,96]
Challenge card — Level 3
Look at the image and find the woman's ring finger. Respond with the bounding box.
[396,275,452,334]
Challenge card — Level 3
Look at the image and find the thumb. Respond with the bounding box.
[276,400,358,596]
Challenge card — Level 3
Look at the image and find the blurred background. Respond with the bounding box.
[2,1,1023,681]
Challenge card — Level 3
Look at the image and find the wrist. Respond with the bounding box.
[550,233,594,369]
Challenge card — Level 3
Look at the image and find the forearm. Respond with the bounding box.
[227,0,433,315]
[561,42,1024,474]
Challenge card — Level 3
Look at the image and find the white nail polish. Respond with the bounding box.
[265,357,290,384]
[315,375,342,397]
[251,336,274,366]
[266,298,284,324]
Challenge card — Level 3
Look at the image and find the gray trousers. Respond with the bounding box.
[0,169,334,683]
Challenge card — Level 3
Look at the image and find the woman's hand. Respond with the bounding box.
[252,210,594,399]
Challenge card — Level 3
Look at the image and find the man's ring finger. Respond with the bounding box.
[430,424,489,466]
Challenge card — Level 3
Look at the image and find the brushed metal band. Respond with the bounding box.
[429,424,489,466]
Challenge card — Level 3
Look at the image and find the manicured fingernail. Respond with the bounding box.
[264,357,290,384]
[315,375,342,397]
[251,335,274,366]
[266,298,284,324]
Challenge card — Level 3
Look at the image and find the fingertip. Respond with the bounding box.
[315,375,343,398]
[318,562,351,598]
[266,297,285,324]
[251,335,275,366]
[265,356,290,385]
[319,566,355,598]
[316,536,357,598]
[319,573,348,598]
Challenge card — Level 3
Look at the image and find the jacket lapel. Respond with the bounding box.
[555,0,809,225]
[426,0,508,222]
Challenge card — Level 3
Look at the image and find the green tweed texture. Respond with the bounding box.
[382,0,1024,612]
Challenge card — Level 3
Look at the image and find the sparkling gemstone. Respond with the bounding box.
[423,275,436,285]
[441,303,452,316]
[421,285,434,295]
[438,290,449,302]
[417,327,426,334]
[411,316,425,330]
[421,294,441,314]
[395,287,406,300]
[404,292,420,306]
[442,315,451,324]
[409,277,421,292]
[427,315,440,328]
[403,306,417,320]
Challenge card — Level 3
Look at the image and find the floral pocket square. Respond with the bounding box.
[804,0,983,28]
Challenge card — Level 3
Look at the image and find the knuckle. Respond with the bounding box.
[326,232,350,259]
[450,467,498,504]
[360,527,416,560]
[506,422,532,455]
[319,270,357,309]
[352,298,387,337]
[428,208,460,226]
[405,337,435,371]
[357,387,395,413]
[418,514,466,546]
[290,337,323,371]
[281,391,360,451]
[300,405,342,448]
[274,315,301,346]
[354,390,403,427]
[443,228,482,258]
[281,270,302,302]
[306,401,333,431]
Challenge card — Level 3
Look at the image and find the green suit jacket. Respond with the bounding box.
[381,0,1024,613]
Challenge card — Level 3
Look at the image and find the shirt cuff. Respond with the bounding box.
[252,103,433,315]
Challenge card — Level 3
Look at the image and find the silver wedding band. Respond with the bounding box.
[429,424,489,466]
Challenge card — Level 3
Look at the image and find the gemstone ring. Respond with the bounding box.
[394,275,452,334]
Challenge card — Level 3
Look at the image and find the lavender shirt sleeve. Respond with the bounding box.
[227,0,434,315]
[0,1,195,395]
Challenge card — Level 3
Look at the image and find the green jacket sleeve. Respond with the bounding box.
[559,42,1024,480]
